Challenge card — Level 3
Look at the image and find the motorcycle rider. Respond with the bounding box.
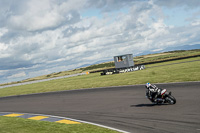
[145,83,162,103]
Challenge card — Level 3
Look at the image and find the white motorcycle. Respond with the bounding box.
[146,88,176,104]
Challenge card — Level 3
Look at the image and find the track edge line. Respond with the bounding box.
[0,112,130,133]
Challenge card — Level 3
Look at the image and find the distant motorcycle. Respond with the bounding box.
[146,87,176,104]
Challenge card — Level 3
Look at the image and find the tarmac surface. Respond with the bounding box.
[0,82,199,133]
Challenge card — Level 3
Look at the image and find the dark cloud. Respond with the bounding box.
[0,57,34,70]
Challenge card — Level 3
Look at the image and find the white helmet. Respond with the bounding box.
[145,83,151,88]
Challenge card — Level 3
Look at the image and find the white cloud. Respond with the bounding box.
[191,19,200,26]
[7,72,26,79]
[0,0,200,83]
[4,0,85,31]
[0,42,8,51]
[155,0,200,8]
[152,48,163,52]
[0,27,8,37]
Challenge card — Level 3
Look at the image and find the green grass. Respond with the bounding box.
[0,57,199,98]
[0,56,200,133]
[0,116,119,133]
[1,49,199,86]
[80,62,115,71]
[134,49,200,64]
[80,49,200,71]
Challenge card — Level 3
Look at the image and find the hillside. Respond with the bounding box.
[1,49,200,86]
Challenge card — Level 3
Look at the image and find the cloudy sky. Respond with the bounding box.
[0,0,200,84]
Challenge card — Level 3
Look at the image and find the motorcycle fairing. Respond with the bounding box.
[161,89,167,95]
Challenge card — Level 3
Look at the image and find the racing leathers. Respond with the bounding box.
[145,83,160,102]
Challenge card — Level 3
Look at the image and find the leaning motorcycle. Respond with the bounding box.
[146,88,176,104]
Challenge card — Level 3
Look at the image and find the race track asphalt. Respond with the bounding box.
[0,82,199,133]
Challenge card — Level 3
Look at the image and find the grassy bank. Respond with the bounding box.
[0,57,199,98]
[0,56,199,133]
[0,116,119,133]
[1,49,199,86]
[134,49,200,64]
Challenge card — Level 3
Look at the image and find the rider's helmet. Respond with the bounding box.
[145,83,151,89]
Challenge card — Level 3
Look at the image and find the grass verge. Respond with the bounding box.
[0,116,119,133]
[1,49,199,86]
[0,57,199,133]
[0,57,199,98]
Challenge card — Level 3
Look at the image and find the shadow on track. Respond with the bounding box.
[131,103,169,107]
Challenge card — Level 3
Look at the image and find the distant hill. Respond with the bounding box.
[137,44,200,56]
[79,44,200,70]
[163,44,200,52]
[1,48,200,86]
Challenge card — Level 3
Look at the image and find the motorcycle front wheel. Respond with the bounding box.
[165,95,176,104]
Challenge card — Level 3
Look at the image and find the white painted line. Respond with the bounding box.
[0,112,130,133]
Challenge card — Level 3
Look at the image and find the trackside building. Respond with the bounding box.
[114,54,134,68]
[101,54,145,75]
